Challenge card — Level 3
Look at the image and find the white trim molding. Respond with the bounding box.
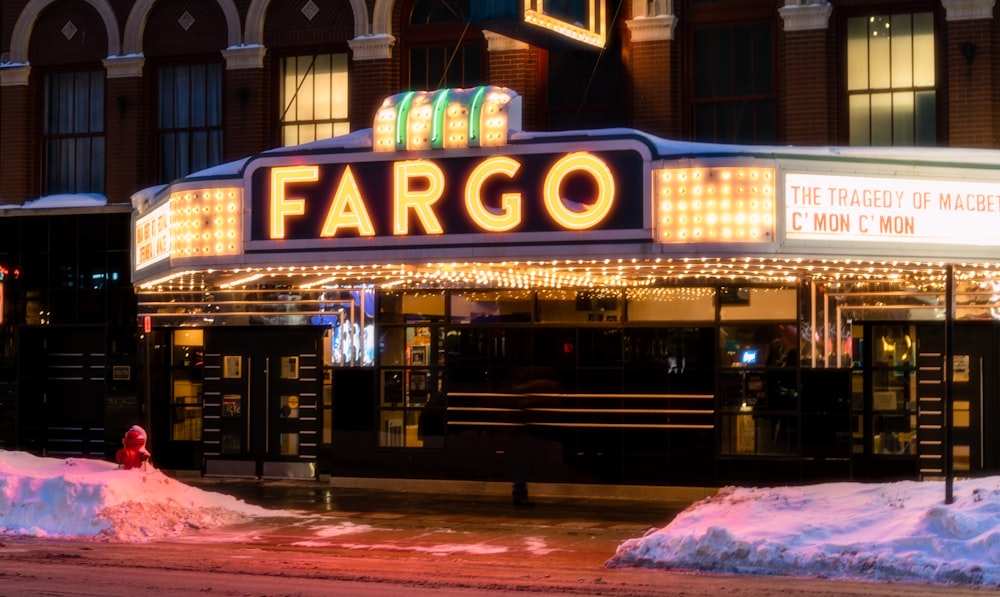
[483,30,529,51]
[348,34,395,61]
[626,15,677,42]
[942,0,995,21]
[103,55,145,78]
[222,45,267,70]
[0,64,31,86]
[780,1,833,32]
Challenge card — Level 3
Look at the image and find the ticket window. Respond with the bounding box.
[171,329,204,441]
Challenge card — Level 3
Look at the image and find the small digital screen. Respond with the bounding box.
[740,350,758,365]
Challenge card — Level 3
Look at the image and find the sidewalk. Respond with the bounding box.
[177,475,690,531]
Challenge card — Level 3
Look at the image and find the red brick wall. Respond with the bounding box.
[351,58,395,131]
[630,39,676,138]
[488,47,540,132]
[782,29,833,146]
[105,76,144,205]
[0,81,33,204]
[948,19,993,148]
[224,67,268,160]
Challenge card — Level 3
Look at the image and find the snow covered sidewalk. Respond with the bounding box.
[0,450,276,542]
[608,478,1000,586]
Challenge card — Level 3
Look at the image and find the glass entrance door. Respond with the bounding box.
[203,327,323,478]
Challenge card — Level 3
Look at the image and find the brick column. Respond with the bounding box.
[626,16,678,138]
[0,66,34,204]
[779,2,833,145]
[103,56,145,205]
[484,31,540,132]
[222,47,269,160]
[941,0,994,148]
[348,35,396,131]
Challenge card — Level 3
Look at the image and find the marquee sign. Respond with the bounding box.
[785,172,1000,246]
[244,140,650,252]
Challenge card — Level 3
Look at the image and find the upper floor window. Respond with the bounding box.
[43,71,105,195]
[689,21,775,144]
[403,0,485,90]
[157,63,223,183]
[846,12,936,146]
[543,31,627,130]
[279,53,350,147]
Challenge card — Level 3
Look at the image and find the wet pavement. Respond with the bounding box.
[179,476,685,531]
[6,477,996,595]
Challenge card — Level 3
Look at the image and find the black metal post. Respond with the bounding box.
[945,264,954,505]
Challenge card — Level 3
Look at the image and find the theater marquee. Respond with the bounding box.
[243,142,650,253]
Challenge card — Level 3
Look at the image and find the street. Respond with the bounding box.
[0,481,998,596]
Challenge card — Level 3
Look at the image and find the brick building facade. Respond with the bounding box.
[1,0,999,486]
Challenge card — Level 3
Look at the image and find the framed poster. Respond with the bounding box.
[223,356,242,378]
[281,356,299,379]
[222,394,242,417]
[410,346,427,366]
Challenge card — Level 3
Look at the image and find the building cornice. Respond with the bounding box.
[483,30,529,52]
[626,15,677,42]
[103,55,145,78]
[941,0,995,21]
[222,46,267,70]
[779,2,832,32]
[0,64,30,86]
[348,34,396,61]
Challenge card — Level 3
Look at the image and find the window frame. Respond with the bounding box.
[40,69,106,196]
[838,5,944,146]
[154,59,225,184]
[682,0,778,144]
[274,50,352,148]
[400,0,486,91]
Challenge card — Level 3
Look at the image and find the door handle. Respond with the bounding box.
[246,357,251,453]
[265,356,270,454]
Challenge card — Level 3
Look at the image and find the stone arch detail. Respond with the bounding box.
[123,0,241,55]
[8,0,120,63]
[245,0,369,45]
[372,0,397,36]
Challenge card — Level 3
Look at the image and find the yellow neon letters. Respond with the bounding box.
[266,152,617,239]
[321,165,376,237]
[394,161,445,235]
[270,166,317,238]
[465,156,522,232]
[543,152,615,230]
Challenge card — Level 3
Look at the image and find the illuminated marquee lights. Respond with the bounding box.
[654,167,775,243]
[373,86,522,152]
[522,0,607,49]
[169,188,242,257]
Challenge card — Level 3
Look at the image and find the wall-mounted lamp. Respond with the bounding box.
[116,95,127,115]
[961,42,977,66]
[237,87,250,108]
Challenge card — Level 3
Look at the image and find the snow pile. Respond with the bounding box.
[608,478,1000,586]
[0,450,274,542]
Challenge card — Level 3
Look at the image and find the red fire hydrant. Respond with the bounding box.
[115,425,151,470]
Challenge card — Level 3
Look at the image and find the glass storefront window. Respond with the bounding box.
[450,290,533,323]
[719,323,799,368]
[720,412,796,455]
[379,291,445,323]
[171,329,203,441]
[626,287,715,322]
[719,287,797,321]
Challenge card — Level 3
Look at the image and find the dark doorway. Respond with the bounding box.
[202,327,324,478]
